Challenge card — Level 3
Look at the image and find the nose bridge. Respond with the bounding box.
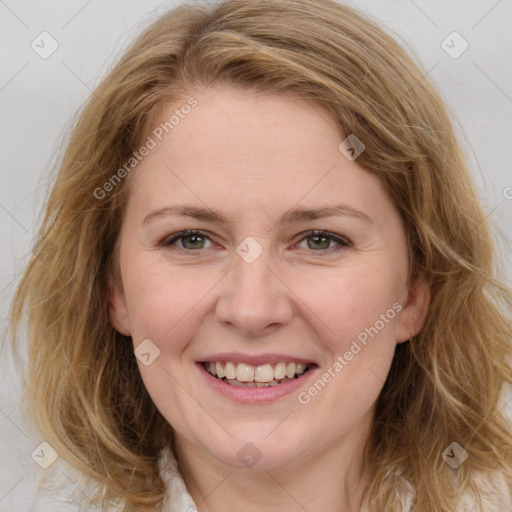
[233,247,274,298]
[214,241,293,335]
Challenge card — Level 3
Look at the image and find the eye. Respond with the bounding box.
[160,229,352,254]
[161,230,214,251]
[293,230,352,252]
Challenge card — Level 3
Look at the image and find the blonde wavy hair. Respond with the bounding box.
[6,0,512,510]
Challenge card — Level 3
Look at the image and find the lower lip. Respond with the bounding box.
[197,363,317,404]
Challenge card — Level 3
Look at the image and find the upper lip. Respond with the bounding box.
[198,352,316,366]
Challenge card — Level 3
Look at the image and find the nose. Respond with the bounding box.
[214,247,294,337]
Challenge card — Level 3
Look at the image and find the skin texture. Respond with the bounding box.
[110,85,430,512]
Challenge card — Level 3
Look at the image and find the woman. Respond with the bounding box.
[7,0,512,510]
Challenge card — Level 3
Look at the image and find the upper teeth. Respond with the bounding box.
[206,361,308,382]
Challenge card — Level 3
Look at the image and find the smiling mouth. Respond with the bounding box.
[201,361,314,387]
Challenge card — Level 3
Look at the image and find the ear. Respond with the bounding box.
[395,274,430,343]
[108,275,131,336]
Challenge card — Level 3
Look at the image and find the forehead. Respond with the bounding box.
[125,85,392,226]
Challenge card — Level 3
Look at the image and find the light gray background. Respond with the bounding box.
[1,0,511,510]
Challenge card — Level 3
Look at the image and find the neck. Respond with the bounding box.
[173,413,373,512]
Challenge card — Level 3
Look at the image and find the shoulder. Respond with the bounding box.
[469,470,512,511]
[31,462,123,511]
[396,471,512,512]
[30,446,195,512]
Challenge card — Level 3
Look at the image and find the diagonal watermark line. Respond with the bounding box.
[265,265,337,336]
[368,367,385,384]
[0,271,23,296]
[61,471,99,508]
[399,62,439,101]
[494,494,512,511]
[470,204,500,238]
[0,407,30,440]
[481,395,512,432]
[163,163,236,238]
[480,204,499,225]
[280,163,336,213]
[407,0,439,28]
[199,470,233,503]
[0,202,29,232]
[264,409,295,438]
[0,472,28,503]
[0,0,29,28]
[61,0,94,29]
[161,366,234,438]
[61,61,107,107]
[265,472,310,512]
[472,61,512,104]
[472,0,503,29]
[2,403,18,419]
[163,268,233,337]
[266,163,337,234]
[0,62,29,92]
[15,178,55,213]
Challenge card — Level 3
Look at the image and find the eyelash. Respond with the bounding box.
[160,229,352,254]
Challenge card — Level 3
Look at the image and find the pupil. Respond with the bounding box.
[184,234,203,249]
[309,235,329,250]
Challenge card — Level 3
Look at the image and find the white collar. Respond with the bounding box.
[158,446,198,512]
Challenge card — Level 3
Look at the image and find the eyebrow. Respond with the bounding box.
[143,203,374,226]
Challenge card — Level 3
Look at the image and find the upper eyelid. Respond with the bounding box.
[162,229,214,244]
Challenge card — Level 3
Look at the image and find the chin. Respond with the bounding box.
[204,431,309,471]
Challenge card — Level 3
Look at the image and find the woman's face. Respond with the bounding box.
[110,85,429,471]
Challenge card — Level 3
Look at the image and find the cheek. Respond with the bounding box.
[292,266,401,431]
[123,260,217,348]
[290,262,402,348]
